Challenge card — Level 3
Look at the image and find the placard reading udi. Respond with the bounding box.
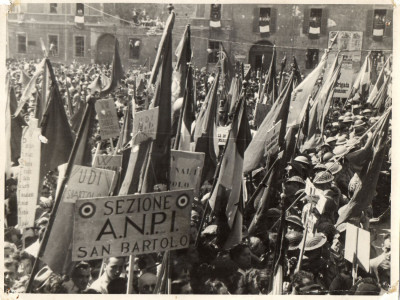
[72,189,193,261]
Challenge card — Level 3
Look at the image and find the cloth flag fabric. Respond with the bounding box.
[194,72,220,184]
[350,52,371,100]
[301,54,341,151]
[210,4,222,28]
[209,97,251,249]
[39,79,74,184]
[100,39,124,97]
[172,24,191,138]
[14,59,46,117]
[19,69,31,90]
[286,50,327,127]
[260,46,277,105]
[175,66,195,151]
[367,56,391,105]
[336,109,391,225]
[243,73,294,173]
[139,11,175,193]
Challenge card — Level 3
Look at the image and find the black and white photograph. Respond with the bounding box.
[3,1,398,296]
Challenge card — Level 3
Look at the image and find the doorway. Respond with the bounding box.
[249,40,274,74]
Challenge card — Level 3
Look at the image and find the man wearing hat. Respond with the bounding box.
[301,233,330,290]
[283,176,306,208]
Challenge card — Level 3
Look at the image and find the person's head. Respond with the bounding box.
[171,279,192,294]
[107,277,127,294]
[4,260,17,290]
[71,261,91,291]
[103,257,125,281]
[292,270,313,286]
[138,272,157,294]
[18,252,34,277]
[229,243,252,270]
[137,254,157,274]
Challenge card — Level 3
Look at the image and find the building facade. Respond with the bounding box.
[7,3,393,75]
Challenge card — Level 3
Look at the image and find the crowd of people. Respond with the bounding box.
[4,49,391,295]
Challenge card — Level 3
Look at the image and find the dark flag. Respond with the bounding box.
[100,39,124,97]
[194,72,220,184]
[209,97,252,249]
[39,81,74,183]
[140,10,175,193]
[336,109,391,225]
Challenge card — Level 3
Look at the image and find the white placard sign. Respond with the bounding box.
[72,189,193,260]
[217,125,230,146]
[132,107,159,144]
[62,165,116,203]
[344,223,370,272]
[170,150,205,197]
[95,98,120,140]
[17,119,41,228]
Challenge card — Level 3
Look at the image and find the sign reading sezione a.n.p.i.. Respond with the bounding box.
[72,189,193,261]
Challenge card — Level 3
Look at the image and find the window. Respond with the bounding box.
[372,10,386,41]
[74,36,84,57]
[76,3,84,16]
[48,35,58,57]
[196,4,205,18]
[207,40,220,63]
[308,9,322,39]
[50,3,58,14]
[306,49,319,69]
[129,38,140,59]
[17,33,27,54]
[259,8,271,37]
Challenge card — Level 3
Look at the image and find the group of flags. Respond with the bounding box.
[5,6,392,294]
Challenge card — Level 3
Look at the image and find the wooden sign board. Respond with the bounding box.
[305,178,327,214]
[132,107,159,145]
[17,119,41,228]
[61,165,116,204]
[95,98,120,140]
[72,189,193,261]
[344,223,370,272]
[170,150,205,197]
[264,120,281,156]
[217,125,230,146]
[93,155,123,174]
[254,102,269,128]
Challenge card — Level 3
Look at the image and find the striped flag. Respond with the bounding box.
[209,97,252,249]
[175,66,195,151]
[301,53,342,151]
[193,72,220,184]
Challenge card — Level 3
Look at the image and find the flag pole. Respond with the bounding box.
[26,61,97,292]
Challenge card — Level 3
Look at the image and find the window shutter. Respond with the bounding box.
[303,6,310,34]
[384,9,393,37]
[270,7,277,34]
[320,8,328,35]
[365,9,374,37]
[253,7,260,32]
